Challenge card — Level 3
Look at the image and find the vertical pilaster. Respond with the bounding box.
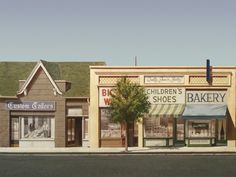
[89,70,99,148]
[138,119,143,147]
[227,70,236,148]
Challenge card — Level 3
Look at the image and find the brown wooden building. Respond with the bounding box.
[0,60,105,148]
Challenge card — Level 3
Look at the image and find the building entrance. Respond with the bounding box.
[67,118,82,147]
[127,122,138,147]
[174,119,185,146]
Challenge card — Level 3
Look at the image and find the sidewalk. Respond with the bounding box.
[1,146,236,154]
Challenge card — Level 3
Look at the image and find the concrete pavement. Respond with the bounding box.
[1,146,236,154]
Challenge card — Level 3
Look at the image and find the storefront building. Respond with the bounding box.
[90,66,236,148]
[0,60,105,148]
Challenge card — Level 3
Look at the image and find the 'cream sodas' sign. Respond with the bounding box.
[145,88,185,104]
[186,90,227,104]
[99,87,114,107]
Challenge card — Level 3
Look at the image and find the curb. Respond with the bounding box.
[1,151,236,155]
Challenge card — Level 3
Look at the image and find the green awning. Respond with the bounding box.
[148,104,185,118]
[182,104,227,119]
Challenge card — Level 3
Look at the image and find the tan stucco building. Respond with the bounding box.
[90,66,236,148]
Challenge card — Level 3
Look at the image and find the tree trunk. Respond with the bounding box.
[125,121,128,152]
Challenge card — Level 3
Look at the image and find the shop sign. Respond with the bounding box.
[6,101,56,111]
[145,88,185,104]
[99,87,114,107]
[67,108,83,116]
[144,76,184,84]
[186,91,226,104]
[99,87,185,107]
[192,123,209,129]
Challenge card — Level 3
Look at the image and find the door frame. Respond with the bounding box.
[174,118,185,145]
[66,117,82,147]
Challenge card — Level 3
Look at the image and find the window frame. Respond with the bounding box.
[20,116,55,140]
[100,108,122,139]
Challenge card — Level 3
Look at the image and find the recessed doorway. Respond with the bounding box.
[67,117,82,147]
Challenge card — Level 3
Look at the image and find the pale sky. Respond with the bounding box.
[0,0,235,66]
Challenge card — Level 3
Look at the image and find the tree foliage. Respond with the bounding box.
[109,77,151,151]
[110,78,150,123]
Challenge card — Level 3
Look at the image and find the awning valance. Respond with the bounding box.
[148,104,185,118]
[182,104,227,119]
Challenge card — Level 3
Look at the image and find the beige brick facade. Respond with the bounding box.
[90,66,236,148]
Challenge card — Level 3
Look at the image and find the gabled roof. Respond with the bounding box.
[0,60,106,97]
[17,60,62,95]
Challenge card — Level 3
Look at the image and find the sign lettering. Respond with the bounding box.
[145,76,184,84]
[99,87,114,107]
[145,88,185,104]
[186,91,226,104]
[100,87,186,106]
[6,101,56,111]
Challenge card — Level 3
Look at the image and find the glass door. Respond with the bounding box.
[67,118,82,147]
[175,119,185,145]
[67,118,76,146]
[10,117,20,147]
[216,119,227,145]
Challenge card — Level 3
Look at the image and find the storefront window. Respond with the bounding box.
[100,108,121,138]
[11,118,19,141]
[23,117,52,139]
[83,118,89,139]
[186,120,215,138]
[217,119,226,141]
[144,117,173,138]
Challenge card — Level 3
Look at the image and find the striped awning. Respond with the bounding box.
[148,104,185,118]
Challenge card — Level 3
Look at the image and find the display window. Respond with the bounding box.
[83,118,89,140]
[217,119,227,141]
[186,120,215,138]
[100,108,121,138]
[21,116,53,139]
[144,117,173,138]
[11,118,20,141]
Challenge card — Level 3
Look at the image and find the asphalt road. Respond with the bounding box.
[0,154,235,177]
